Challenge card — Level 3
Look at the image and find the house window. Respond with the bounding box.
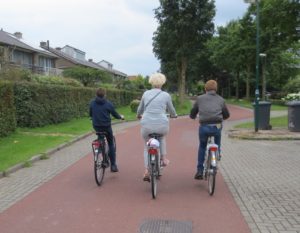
[39,57,54,68]
[12,50,33,66]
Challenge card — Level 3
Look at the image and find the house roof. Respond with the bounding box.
[90,60,127,77]
[41,43,127,77]
[62,45,85,55]
[42,44,103,69]
[0,29,57,58]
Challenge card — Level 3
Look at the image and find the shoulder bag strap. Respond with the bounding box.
[144,91,162,110]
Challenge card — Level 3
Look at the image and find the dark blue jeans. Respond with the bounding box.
[197,125,222,172]
[94,125,116,166]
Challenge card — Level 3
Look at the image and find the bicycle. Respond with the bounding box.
[92,132,116,186]
[146,133,163,199]
[203,135,220,196]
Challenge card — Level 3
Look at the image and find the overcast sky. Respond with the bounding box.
[0,0,248,76]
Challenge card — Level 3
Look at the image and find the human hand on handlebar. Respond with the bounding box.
[120,115,125,120]
[166,114,178,118]
[137,114,142,120]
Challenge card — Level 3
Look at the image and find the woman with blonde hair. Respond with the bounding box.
[137,73,177,181]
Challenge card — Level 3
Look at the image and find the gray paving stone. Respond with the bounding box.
[221,120,300,233]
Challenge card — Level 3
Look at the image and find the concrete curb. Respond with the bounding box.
[228,128,300,140]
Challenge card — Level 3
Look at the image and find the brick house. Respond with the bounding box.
[0,29,60,75]
[40,42,127,80]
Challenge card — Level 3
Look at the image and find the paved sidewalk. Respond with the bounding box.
[221,121,300,233]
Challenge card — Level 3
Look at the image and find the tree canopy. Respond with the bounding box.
[153,0,215,102]
[153,0,300,99]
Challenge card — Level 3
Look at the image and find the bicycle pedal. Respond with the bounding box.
[103,162,109,168]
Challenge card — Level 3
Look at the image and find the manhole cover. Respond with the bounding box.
[139,219,192,233]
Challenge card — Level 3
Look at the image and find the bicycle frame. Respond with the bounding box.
[147,134,162,199]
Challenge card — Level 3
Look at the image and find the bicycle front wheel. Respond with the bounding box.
[208,167,216,196]
[150,163,157,199]
[94,150,106,186]
[113,136,116,153]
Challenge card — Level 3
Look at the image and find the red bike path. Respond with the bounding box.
[0,105,253,233]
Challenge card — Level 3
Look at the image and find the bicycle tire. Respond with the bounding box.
[205,150,216,195]
[113,136,116,153]
[208,167,216,196]
[94,146,106,186]
[150,163,157,199]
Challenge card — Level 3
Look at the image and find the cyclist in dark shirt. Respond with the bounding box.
[190,80,230,180]
[89,88,124,172]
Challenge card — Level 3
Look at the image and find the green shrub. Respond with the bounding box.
[283,76,300,93]
[14,82,95,127]
[282,92,300,102]
[0,81,16,137]
[130,99,140,113]
[270,99,286,106]
[63,67,112,86]
[13,82,140,128]
[0,68,31,82]
[30,75,83,87]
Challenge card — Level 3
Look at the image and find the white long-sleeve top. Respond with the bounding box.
[137,88,177,126]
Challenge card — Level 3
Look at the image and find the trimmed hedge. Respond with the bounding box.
[0,82,16,137]
[13,82,140,128]
[130,99,140,113]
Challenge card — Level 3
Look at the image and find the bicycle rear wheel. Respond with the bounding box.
[150,163,157,199]
[208,167,216,196]
[94,148,106,186]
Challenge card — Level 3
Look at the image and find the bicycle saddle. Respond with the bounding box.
[96,131,108,136]
[148,133,163,139]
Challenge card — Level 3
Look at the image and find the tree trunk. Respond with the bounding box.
[178,57,187,105]
[235,71,240,99]
[228,77,231,99]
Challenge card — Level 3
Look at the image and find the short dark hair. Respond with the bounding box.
[96,88,106,97]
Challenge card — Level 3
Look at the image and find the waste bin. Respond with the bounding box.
[253,101,272,130]
[287,101,300,132]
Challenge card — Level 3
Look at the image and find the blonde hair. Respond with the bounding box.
[149,73,166,88]
[205,80,217,91]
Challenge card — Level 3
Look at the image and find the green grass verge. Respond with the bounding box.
[235,115,288,129]
[0,100,191,172]
[174,99,193,116]
[0,131,71,171]
[226,99,287,111]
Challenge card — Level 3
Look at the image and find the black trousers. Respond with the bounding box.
[93,125,116,165]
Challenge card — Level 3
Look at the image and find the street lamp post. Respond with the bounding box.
[259,53,267,100]
[244,0,260,132]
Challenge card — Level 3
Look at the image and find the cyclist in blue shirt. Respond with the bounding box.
[89,88,124,172]
[190,80,230,180]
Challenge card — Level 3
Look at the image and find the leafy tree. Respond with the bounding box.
[153,0,215,103]
[206,0,299,99]
[207,20,251,99]
[62,66,112,86]
[247,0,300,95]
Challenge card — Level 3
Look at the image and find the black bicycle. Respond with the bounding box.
[147,133,163,199]
[203,135,220,196]
[92,132,116,186]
